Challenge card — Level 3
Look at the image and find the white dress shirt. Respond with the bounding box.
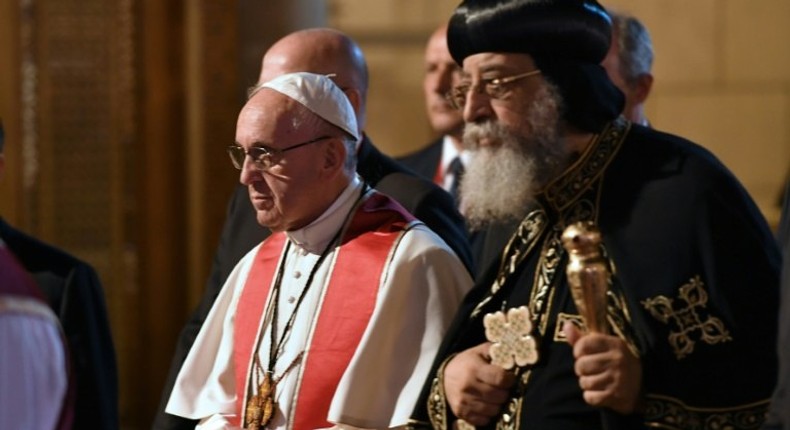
[438,136,469,193]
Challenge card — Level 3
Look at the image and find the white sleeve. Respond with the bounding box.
[327,224,473,429]
[0,308,67,430]
[166,245,260,424]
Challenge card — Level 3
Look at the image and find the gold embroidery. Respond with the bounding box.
[565,199,596,226]
[494,396,523,430]
[644,394,770,429]
[545,117,630,211]
[553,313,584,342]
[531,225,563,334]
[426,356,454,430]
[471,210,547,319]
[606,290,641,358]
[641,276,731,359]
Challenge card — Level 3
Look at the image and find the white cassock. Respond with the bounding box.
[167,175,473,429]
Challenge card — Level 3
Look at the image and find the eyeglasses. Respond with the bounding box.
[227,135,332,170]
[445,69,542,110]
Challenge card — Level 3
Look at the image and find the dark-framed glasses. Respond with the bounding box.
[227,135,332,170]
[445,69,542,110]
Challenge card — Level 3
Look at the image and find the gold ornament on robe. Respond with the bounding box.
[245,372,275,430]
[561,221,610,333]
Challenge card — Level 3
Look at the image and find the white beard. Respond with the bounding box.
[459,82,571,231]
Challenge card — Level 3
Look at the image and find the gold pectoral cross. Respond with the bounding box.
[245,372,275,430]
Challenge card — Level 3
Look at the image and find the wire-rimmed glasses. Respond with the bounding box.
[227,135,332,170]
[445,69,542,110]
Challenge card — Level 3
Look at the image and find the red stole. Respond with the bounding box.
[233,191,415,429]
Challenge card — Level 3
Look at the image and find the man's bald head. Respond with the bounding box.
[258,28,369,130]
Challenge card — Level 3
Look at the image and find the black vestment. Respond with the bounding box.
[412,118,781,429]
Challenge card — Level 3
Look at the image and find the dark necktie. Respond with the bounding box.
[447,156,465,206]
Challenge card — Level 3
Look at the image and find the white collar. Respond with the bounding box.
[285,175,363,254]
[439,135,469,173]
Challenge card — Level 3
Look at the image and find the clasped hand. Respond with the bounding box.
[443,326,642,425]
[443,342,515,426]
[564,321,643,414]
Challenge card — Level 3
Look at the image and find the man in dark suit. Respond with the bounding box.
[152,28,473,430]
[0,121,119,429]
[398,24,466,205]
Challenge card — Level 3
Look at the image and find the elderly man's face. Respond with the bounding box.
[456,52,570,229]
[235,90,333,232]
[459,53,546,143]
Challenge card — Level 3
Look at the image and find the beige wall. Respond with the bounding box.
[329,0,789,228]
[328,0,459,155]
[606,0,789,227]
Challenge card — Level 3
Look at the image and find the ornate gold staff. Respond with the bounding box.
[561,221,610,333]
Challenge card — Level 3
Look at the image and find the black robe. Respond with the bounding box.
[411,118,781,429]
